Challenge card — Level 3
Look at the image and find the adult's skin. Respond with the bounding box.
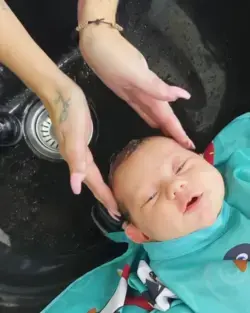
[0,0,194,216]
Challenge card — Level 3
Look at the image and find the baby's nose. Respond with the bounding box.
[167,179,187,200]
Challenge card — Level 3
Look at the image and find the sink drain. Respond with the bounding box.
[36,109,59,152]
[23,101,95,161]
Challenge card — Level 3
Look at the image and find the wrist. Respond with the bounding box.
[27,60,71,109]
[79,23,120,54]
[42,74,82,126]
[77,0,118,25]
[40,72,74,112]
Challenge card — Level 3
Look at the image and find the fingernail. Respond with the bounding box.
[108,211,120,221]
[110,210,121,217]
[190,140,196,150]
[113,215,121,221]
[186,140,195,150]
[185,91,191,100]
[175,88,191,100]
[70,173,83,195]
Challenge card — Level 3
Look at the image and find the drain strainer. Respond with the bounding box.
[23,101,94,162]
[36,110,59,153]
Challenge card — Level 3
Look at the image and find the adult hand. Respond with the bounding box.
[46,79,118,217]
[0,0,118,216]
[80,26,195,149]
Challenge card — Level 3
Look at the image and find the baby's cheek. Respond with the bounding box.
[151,212,174,239]
[207,167,225,194]
[139,212,160,237]
[199,163,218,185]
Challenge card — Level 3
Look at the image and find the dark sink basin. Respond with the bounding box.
[0,0,250,312]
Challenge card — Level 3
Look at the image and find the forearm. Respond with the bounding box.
[78,0,119,24]
[78,0,121,53]
[0,1,68,108]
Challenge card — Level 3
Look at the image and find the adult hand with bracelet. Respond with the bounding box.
[0,0,118,217]
[78,0,195,150]
[0,0,194,219]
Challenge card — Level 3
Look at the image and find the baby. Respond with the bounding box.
[107,112,250,313]
[43,113,250,313]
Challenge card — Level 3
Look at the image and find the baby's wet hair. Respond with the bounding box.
[108,138,149,223]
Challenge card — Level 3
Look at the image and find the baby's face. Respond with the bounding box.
[112,137,225,242]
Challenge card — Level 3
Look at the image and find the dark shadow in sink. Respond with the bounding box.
[175,0,250,139]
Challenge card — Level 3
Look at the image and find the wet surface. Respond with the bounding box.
[0,0,250,311]
[0,49,153,256]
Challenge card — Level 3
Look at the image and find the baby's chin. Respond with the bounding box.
[150,214,221,242]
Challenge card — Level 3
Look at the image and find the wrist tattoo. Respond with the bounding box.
[54,92,71,123]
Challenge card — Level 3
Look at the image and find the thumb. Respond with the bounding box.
[135,69,191,101]
[70,172,85,195]
[64,137,88,195]
[84,149,119,215]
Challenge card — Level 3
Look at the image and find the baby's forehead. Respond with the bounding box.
[116,137,181,178]
[132,137,180,158]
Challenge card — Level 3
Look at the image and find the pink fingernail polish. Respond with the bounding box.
[186,140,195,150]
[190,141,196,149]
[70,173,82,195]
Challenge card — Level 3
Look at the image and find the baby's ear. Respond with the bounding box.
[125,224,150,243]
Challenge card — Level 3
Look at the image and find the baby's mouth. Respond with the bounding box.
[184,194,202,213]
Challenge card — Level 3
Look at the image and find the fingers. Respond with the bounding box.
[68,146,120,217]
[63,132,88,194]
[135,69,191,102]
[65,149,87,195]
[84,148,119,217]
[61,120,119,217]
[129,101,158,128]
[67,145,120,218]
[159,106,195,149]
[62,130,88,195]
[129,89,195,149]
[70,173,85,195]
[151,102,195,149]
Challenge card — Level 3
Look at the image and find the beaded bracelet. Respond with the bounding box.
[76,18,123,32]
